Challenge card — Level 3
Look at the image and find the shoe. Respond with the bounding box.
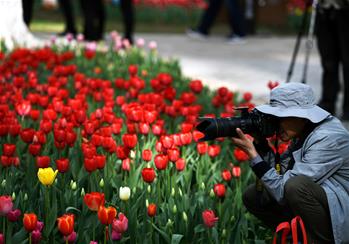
[186,28,208,40]
[227,35,246,45]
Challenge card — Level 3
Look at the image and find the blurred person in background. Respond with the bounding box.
[186,0,246,44]
[22,0,34,27]
[80,0,105,41]
[316,0,349,120]
[110,0,134,44]
[57,0,77,36]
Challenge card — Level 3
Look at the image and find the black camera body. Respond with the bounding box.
[196,108,279,141]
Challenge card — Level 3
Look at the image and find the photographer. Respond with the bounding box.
[231,83,349,243]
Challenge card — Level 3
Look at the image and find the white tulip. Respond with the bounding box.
[119,186,131,201]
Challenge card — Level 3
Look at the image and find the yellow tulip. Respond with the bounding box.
[37,167,58,186]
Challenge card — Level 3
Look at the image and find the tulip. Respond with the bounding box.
[202,210,218,228]
[56,158,69,173]
[208,144,221,158]
[16,101,31,116]
[7,209,21,222]
[84,192,105,211]
[213,184,226,198]
[23,213,38,232]
[31,229,42,243]
[142,149,152,162]
[119,187,131,201]
[221,169,232,182]
[0,233,3,244]
[0,196,13,216]
[154,154,168,170]
[141,168,156,183]
[98,206,117,225]
[160,135,173,149]
[37,167,58,186]
[182,211,188,222]
[64,231,77,243]
[2,144,16,157]
[57,214,74,236]
[175,158,186,171]
[189,79,203,94]
[36,156,50,168]
[122,158,130,171]
[20,128,35,143]
[233,148,249,162]
[122,134,138,149]
[232,166,241,178]
[147,203,157,217]
[168,148,180,162]
[112,213,128,233]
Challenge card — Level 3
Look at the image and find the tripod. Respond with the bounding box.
[286,0,318,84]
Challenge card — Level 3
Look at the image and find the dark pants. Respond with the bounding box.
[80,0,105,41]
[243,176,334,243]
[316,7,349,115]
[58,0,77,34]
[22,0,35,26]
[120,0,134,43]
[197,0,245,37]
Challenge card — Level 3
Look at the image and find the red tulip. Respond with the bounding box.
[243,92,253,102]
[16,101,31,116]
[20,128,35,143]
[57,214,74,236]
[179,132,192,145]
[0,156,11,167]
[112,213,128,233]
[95,155,106,169]
[175,158,186,171]
[202,210,218,228]
[122,134,138,149]
[84,158,97,173]
[168,148,180,162]
[23,213,38,232]
[2,144,16,157]
[181,123,193,133]
[208,144,221,158]
[154,154,168,170]
[84,192,105,211]
[160,135,173,149]
[56,158,69,173]
[232,166,241,178]
[116,146,130,160]
[8,124,21,137]
[151,124,162,136]
[147,204,157,217]
[221,169,232,182]
[29,143,41,156]
[196,142,208,155]
[138,122,150,135]
[141,168,156,183]
[122,158,131,171]
[36,156,50,168]
[233,148,249,162]
[128,64,138,77]
[98,206,117,225]
[0,196,13,216]
[142,149,152,162]
[268,80,279,90]
[213,183,226,198]
[189,79,203,94]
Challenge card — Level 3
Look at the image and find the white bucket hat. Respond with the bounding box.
[256,82,330,123]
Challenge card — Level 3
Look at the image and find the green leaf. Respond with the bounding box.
[171,234,183,244]
[12,227,27,243]
[149,220,171,244]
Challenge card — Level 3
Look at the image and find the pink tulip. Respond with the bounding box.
[31,230,42,244]
[0,233,4,244]
[64,231,77,243]
[0,196,13,216]
[112,230,122,241]
[7,209,21,222]
[112,213,128,233]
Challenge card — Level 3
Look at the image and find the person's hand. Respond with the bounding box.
[231,128,258,159]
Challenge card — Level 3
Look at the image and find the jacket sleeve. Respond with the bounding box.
[260,133,343,203]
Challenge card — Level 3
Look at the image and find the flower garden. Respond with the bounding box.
[0,36,284,243]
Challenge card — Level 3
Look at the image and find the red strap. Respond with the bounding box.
[273,221,291,244]
[291,216,308,244]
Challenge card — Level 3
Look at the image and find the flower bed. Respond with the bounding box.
[0,36,279,243]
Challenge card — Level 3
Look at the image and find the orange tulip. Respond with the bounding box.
[98,206,117,225]
[23,213,38,232]
[57,214,74,236]
[147,203,157,217]
[84,192,105,211]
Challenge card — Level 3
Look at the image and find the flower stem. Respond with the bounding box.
[66,238,69,244]
[29,232,32,244]
[104,226,107,244]
[2,217,6,241]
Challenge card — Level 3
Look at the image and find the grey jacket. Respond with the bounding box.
[259,116,349,244]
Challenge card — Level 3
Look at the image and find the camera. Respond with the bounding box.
[196,107,279,141]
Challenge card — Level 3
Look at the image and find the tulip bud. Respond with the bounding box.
[146,199,149,208]
[178,188,183,197]
[222,229,227,238]
[11,192,16,201]
[54,178,58,185]
[210,189,215,198]
[171,188,175,197]
[230,215,235,222]
[24,193,28,201]
[132,187,136,194]
[99,178,105,188]
[81,188,85,197]
[166,219,173,228]
[172,205,177,214]
[130,150,136,159]
[147,185,151,194]
[182,212,188,222]
[201,182,205,190]
[71,181,77,190]
[1,180,6,187]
